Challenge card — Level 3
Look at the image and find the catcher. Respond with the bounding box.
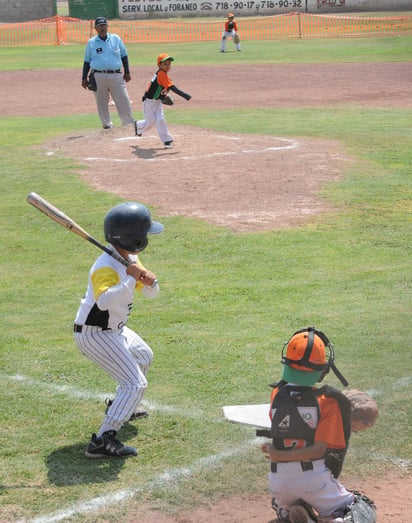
[134,53,191,149]
[261,327,378,523]
[220,13,241,53]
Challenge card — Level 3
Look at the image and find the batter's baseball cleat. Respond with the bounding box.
[164,141,173,149]
[85,431,137,458]
[129,410,149,421]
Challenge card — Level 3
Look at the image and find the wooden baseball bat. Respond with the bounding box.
[26,192,129,267]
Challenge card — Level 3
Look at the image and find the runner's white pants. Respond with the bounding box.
[74,325,153,432]
[135,98,173,144]
[94,71,134,128]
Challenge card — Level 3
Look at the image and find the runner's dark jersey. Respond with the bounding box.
[143,69,173,100]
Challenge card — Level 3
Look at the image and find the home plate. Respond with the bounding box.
[223,404,271,429]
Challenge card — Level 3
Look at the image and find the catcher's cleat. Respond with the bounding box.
[288,503,318,523]
[164,141,173,149]
[105,398,148,421]
[85,430,137,459]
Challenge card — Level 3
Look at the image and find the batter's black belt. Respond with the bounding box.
[93,69,121,74]
[74,324,112,333]
[271,461,314,473]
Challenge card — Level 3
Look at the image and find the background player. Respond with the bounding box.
[134,53,191,149]
[73,202,163,458]
[220,13,241,52]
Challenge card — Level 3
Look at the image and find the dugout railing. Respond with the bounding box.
[0,12,411,47]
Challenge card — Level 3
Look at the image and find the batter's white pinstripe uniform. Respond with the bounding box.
[74,248,159,434]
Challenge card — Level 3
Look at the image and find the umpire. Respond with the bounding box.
[81,17,134,129]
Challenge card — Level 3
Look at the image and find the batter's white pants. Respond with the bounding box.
[135,98,173,145]
[74,325,153,433]
[220,31,241,51]
[94,71,134,128]
[268,459,354,517]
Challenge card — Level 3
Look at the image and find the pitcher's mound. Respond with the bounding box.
[44,125,352,232]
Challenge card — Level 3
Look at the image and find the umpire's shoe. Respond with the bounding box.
[134,121,142,136]
[85,430,137,458]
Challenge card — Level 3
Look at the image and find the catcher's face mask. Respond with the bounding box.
[281,327,348,386]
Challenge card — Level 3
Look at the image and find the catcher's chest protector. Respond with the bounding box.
[270,382,352,478]
[270,384,319,449]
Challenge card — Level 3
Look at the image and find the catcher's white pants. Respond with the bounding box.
[136,98,173,145]
[220,31,241,51]
[94,71,134,128]
[268,459,354,517]
[74,325,153,433]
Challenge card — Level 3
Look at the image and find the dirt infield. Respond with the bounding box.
[3,62,411,521]
[1,63,412,117]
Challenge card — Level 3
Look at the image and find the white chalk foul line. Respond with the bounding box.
[4,373,207,421]
[28,439,261,523]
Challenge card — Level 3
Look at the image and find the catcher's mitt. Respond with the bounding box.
[161,93,174,106]
[234,33,240,44]
[342,389,379,432]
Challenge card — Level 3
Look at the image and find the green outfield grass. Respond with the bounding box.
[0,36,411,70]
[0,39,411,522]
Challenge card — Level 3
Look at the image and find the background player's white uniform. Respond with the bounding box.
[74,249,159,434]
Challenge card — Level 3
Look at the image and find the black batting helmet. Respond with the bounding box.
[104,202,163,253]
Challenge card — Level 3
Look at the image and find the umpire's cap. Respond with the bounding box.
[95,16,108,27]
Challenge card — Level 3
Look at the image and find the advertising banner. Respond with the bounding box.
[118,0,411,19]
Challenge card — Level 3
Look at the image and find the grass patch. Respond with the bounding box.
[0,36,411,70]
[0,40,411,521]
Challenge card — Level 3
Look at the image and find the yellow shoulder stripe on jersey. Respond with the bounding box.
[91,267,120,300]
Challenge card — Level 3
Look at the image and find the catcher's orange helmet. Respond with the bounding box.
[284,330,327,371]
[281,327,348,386]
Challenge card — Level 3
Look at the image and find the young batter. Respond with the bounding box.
[134,53,191,149]
[74,202,163,458]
